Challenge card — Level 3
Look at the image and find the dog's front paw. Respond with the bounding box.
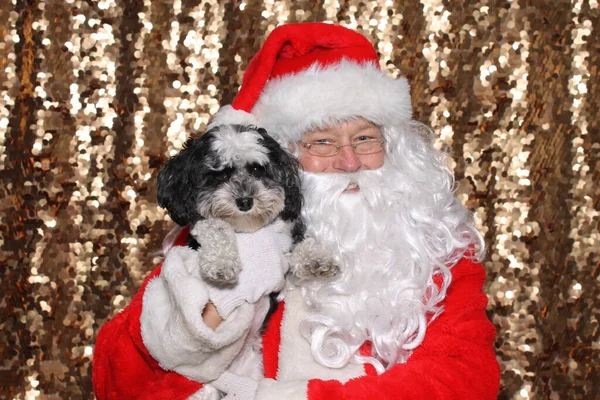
[191,219,237,245]
[199,258,242,286]
[294,258,340,280]
[191,219,242,285]
[288,237,340,280]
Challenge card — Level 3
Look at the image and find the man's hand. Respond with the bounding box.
[202,302,223,330]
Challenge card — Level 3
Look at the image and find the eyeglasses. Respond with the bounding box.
[300,139,385,157]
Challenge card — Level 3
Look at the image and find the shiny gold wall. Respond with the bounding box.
[1,0,598,399]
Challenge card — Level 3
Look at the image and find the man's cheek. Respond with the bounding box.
[299,154,330,173]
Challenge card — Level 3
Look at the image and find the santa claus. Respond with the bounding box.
[93,23,500,400]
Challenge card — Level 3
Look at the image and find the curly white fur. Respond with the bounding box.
[296,121,485,373]
[211,126,269,167]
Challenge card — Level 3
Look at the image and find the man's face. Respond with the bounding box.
[297,118,385,185]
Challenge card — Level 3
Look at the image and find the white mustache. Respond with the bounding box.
[300,169,391,211]
[300,171,354,197]
[301,168,385,192]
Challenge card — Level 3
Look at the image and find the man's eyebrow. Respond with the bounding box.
[359,123,380,130]
[304,131,337,139]
[355,127,382,135]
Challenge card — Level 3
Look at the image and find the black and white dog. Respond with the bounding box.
[152,124,339,398]
[157,124,339,285]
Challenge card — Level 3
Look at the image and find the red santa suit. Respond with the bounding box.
[92,228,499,400]
[92,230,202,400]
[93,22,501,400]
[258,257,500,399]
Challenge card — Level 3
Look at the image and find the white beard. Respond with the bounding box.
[297,163,478,373]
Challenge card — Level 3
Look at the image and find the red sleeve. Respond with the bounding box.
[306,258,500,400]
[93,228,204,400]
[92,265,203,400]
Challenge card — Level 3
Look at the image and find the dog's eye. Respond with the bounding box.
[215,172,228,181]
[210,167,233,183]
[247,163,265,178]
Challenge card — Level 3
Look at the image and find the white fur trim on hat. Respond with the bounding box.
[252,59,412,144]
[207,105,258,130]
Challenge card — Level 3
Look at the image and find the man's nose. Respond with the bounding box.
[332,145,362,172]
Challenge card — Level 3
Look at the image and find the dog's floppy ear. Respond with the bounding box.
[157,137,204,226]
[278,153,303,222]
[256,128,303,222]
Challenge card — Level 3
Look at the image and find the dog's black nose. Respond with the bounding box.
[236,197,254,211]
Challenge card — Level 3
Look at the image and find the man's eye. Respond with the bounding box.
[313,139,333,144]
[355,135,373,142]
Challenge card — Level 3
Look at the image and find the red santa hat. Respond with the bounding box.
[208,22,413,144]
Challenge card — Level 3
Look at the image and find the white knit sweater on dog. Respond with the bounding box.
[209,219,293,318]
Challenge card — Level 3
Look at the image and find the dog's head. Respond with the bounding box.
[157,124,302,232]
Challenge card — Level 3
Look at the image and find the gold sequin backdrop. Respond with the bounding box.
[1,0,598,399]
